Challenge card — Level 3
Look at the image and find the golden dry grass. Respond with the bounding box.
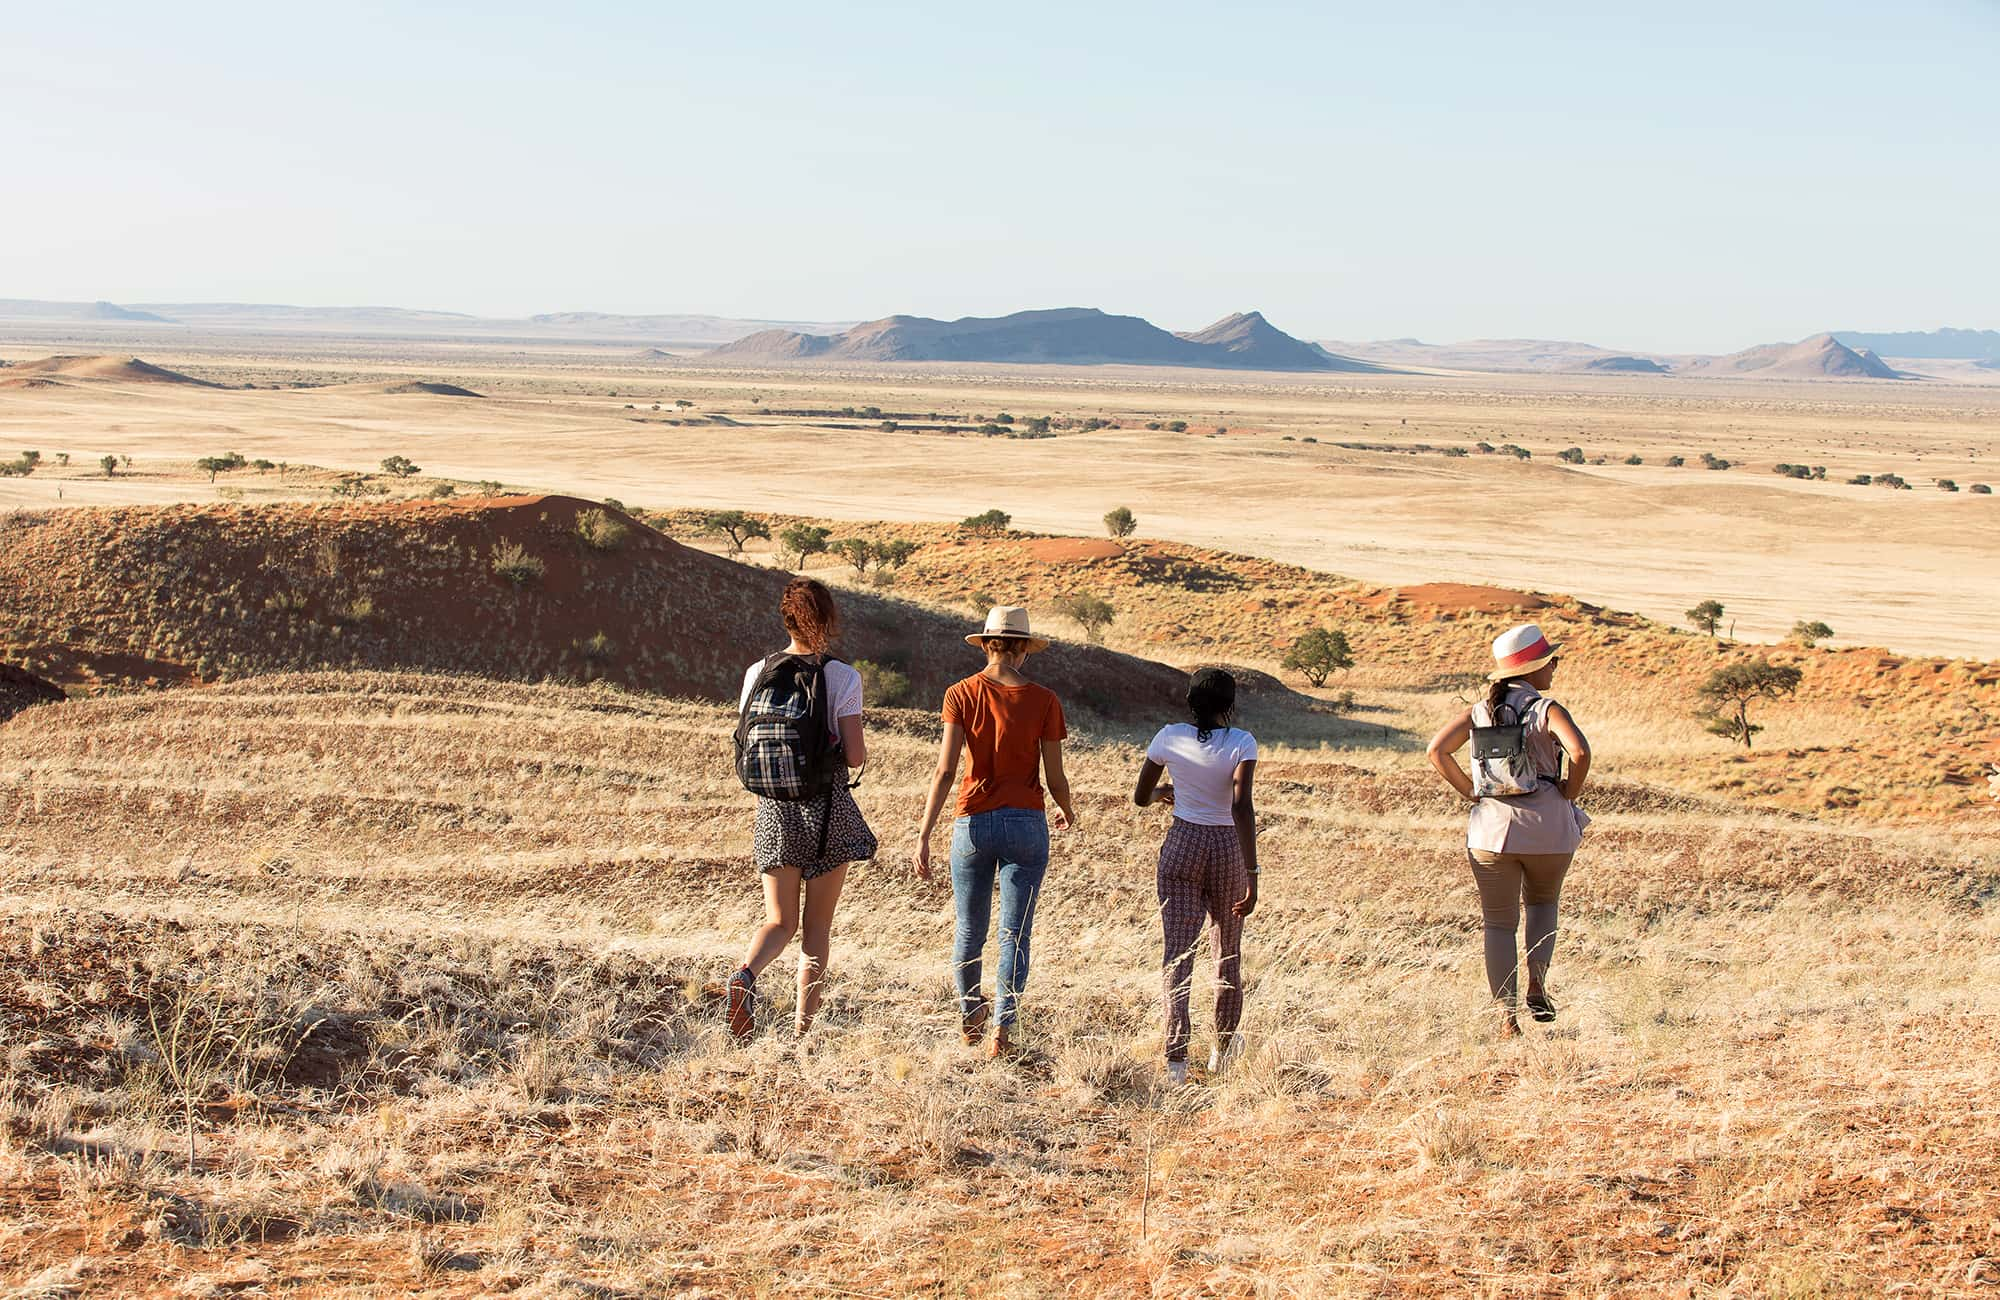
[4,673,1997,1296]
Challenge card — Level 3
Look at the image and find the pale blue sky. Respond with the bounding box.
[4,1,1994,350]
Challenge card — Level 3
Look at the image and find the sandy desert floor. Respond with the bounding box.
[2,329,1996,658]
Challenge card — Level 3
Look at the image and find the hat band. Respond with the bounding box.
[1495,637,1553,670]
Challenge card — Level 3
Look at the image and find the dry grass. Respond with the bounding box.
[3,673,1997,1295]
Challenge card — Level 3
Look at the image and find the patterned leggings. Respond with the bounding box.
[1156,820,1248,1064]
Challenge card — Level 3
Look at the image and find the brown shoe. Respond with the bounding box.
[726,968,755,1041]
[961,998,990,1047]
[988,1024,1012,1058]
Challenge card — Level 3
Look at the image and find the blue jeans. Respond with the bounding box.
[949,809,1050,1027]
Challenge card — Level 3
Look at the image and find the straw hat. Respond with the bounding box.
[965,606,1049,653]
[1487,623,1560,681]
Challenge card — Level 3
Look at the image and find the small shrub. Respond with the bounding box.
[1790,619,1833,648]
[1938,479,1959,492]
[1971,483,1993,494]
[1556,447,1585,464]
[477,480,505,495]
[491,541,545,585]
[333,594,374,624]
[1166,420,1188,433]
[1443,446,1469,457]
[427,483,456,498]
[853,659,911,707]
[1103,506,1137,539]
[574,508,630,551]
[1701,453,1731,471]
[100,454,119,477]
[1848,473,1873,485]
[579,631,616,661]
[1665,455,1685,467]
[1624,454,1644,465]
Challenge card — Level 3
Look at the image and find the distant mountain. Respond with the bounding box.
[1684,333,1907,380]
[1582,355,1670,374]
[708,307,1386,372]
[0,298,850,344]
[1832,327,2000,361]
[1318,337,1681,373]
[0,299,175,324]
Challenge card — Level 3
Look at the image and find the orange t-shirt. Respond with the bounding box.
[942,673,1068,816]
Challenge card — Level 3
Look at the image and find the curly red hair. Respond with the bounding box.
[781,577,839,653]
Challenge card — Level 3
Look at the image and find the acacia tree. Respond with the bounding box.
[1054,593,1115,643]
[1695,659,1802,749]
[1790,620,1833,648]
[1686,599,1725,638]
[1282,627,1355,687]
[1103,506,1137,538]
[380,455,421,478]
[195,452,246,483]
[832,538,875,577]
[778,523,832,569]
[701,510,770,555]
[873,539,918,571]
[962,509,1012,536]
[100,454,119,478]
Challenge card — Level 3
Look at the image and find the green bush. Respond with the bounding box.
[701,510,770,554]
[1053,593,1115,643]
[491,541,545,585]
[777,523,832,568]
[853,659,911,707]
[961,509,1012,536]
[574,508,630,551]
[1103,506,1137,538]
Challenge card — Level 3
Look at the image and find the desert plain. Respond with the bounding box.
[1,326,1997,1296]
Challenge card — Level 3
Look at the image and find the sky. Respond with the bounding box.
[2,0,1995,351]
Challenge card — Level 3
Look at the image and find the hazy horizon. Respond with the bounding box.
[4,0,1995,353]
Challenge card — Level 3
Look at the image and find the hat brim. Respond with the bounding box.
[1487,645,1559,681]
[965,632,1050,653]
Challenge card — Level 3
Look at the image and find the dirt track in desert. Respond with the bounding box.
[2,331,1996,658]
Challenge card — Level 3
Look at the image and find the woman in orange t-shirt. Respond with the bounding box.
[914,607,1077,1056]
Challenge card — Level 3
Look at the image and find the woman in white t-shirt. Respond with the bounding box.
[724,578,876,1041]
[1132,668,1260,1084]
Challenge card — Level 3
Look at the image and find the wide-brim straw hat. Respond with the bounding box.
[966,606,1049,653]
[1488,622,1560,681]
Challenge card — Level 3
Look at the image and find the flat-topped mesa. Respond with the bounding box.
[706,306,1391,372]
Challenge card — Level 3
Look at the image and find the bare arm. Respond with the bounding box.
[1041,739,1075,830]
[1547,703,1592,800]
[912,722,965,881]
[1133,758,1173,807]
[1231,759,1259,918]
[837,713,865,771]
[1426,709,1477,801]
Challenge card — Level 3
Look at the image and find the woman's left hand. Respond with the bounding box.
[1233,877,1259,919]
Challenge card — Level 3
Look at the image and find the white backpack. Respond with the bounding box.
[1470,695,1555,798]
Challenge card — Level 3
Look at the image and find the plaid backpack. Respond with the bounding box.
[1470,693,1558,798]
[734,654,847,803]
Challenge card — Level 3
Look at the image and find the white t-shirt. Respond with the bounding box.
[1146,724,1258,827]
[739,655,863,738]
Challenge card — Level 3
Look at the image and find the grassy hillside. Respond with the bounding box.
[0,497,1193,724]
[2,674,1996,1294]
[657,512,2000,823]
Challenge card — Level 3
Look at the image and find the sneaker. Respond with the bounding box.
[1208,1031,1245,1075]
[1165,1060,1189,1086]
[961,997,991,1047]
[725,968,755,1041]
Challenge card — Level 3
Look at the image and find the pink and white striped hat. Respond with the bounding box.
[1488,623,1560,681]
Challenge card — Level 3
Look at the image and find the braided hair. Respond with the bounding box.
[1187,667,1237,743]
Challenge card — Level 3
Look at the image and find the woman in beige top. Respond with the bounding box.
[1426,623,1592,1037]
